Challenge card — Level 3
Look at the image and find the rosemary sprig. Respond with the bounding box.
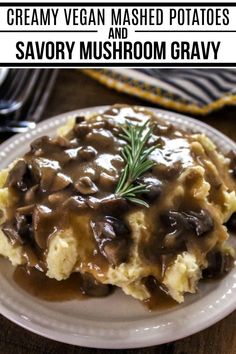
[115,120,157,207]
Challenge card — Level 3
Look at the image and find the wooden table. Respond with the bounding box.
[0,69,235,354]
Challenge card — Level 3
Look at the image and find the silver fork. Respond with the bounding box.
[0,70,41,116]
[0,70,58,134]
[21,69,58,122]
[0,120,36,133]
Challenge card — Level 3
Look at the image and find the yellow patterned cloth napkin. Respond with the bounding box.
[84,69,236,115]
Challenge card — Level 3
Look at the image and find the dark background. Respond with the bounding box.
[0,69,235,354]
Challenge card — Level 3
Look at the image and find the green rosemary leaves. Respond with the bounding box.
[115,120,157,207]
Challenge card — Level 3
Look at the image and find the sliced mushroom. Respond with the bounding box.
[48,190,69,205]
[2,205,34,245]
[40,168,57,193]
[2,220,28,247]
[103,239,128,266]
[30,136,51,153]
[6,160,28,192]
[80,272,111,297]
[15,214,33,244]
[185,209,214,236]
[33,205,54,249]
[86,196,101,209]
[77,146,97,161]
[202,251,234,278]
[91,216,130,266]
[50,173,72,193]
[74,176,98,195]
[28,159,59,190]
[29,158,61,193]
[87,193,127,212]
[62,196,87,210]
[85,129,115,149]
[73,122,91,138]
[138,176,162,202]
[99,172,118,191]
[99,196,129,213]
[161,209,214,238]
[24,185,39,204]
[30,136,71,165]
[1,220,23,244]
[16,204,35,215]
[52,152,72,166]
[27,159,41,184]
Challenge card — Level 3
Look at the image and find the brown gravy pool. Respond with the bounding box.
[13,266,177,310]
[13,267,87,302]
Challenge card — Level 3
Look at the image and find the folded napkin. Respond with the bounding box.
[84,69,236,115]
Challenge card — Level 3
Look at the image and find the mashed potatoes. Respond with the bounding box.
[0,105,235,306]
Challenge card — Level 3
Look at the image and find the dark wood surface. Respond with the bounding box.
[0,69,235,354]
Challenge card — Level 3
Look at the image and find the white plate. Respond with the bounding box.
[0,106,235,349]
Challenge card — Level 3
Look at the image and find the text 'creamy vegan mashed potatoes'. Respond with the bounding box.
[0,105,235,308]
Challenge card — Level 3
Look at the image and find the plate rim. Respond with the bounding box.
[0,104,235,155]
[0,105,235,349]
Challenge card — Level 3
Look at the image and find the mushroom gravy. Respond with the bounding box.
[1,105,235,307]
